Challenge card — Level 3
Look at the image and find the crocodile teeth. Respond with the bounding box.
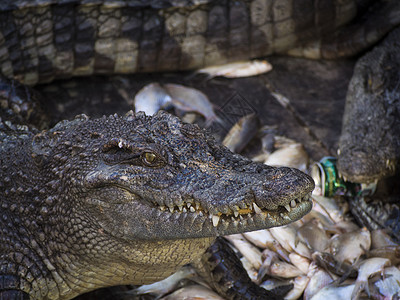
[190,206,195,213]
[169,206,174,213]
[290,200,297,208]
[211,215,220,227]
[253,203,262,214]
[178,205,183,212]
[183,207,187,213]
[284,204,291,212]
[234,211,239,218]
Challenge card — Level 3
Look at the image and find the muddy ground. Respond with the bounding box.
[37,55,356,162]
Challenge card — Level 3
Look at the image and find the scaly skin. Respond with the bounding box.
[337,27,400,245]
[337,27,400,184]
[0,110,314,299]
[0,0,399,85]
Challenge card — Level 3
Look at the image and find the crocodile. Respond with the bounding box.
[337,27,400,242]
[0,105,314,299]
[0,0,399,86]
[337,26,400,184]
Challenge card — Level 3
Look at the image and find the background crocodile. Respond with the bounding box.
[0,0,399,86]
[337,27,400,184]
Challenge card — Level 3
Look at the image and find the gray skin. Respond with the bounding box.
[337,26,400,184]
[0,110,314,299]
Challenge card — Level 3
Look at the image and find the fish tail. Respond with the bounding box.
[351,280,365,300]
[205,115,223,128]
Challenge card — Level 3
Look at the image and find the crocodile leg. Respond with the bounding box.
[194,237,282,300]
[0,275,30,300]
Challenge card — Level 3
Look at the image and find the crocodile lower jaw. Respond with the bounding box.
[149,193,313,229]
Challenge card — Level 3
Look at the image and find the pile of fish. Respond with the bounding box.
[132,83,400,300]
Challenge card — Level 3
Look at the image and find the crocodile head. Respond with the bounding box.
[337,38,400,184]
[33,110,314,241]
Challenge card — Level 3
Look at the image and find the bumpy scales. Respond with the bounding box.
[0,110,314,299]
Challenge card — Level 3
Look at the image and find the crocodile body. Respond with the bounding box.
[1,0,400,86]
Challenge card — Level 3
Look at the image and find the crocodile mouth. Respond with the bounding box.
[149,193,313,228]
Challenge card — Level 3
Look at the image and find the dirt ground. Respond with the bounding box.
[38,55,356,162]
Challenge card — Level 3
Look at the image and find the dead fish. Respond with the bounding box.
[312,195,345,224]
[163,83,218,126]
[367,246,400,265]
[134,265,197,296]
[269,226,311,258]
[243,229,274,249]
[134,82,172,115]
[261,249,279,268]
[371,229,398,249]
[310,197,359,234]
[160,284,225,300]
[303,210,336,230]
[260,260,305,279]
[331,220,360,234]
[351,257,391,299]
[197,60,272,78]
[297,218,330,252]
[312,251,357,278]
[372,266,400,299]
[258,249,280,282]
[260,278,293,293]
[289,252,310,274]
[225,234,262,270]
[309,283,356,300]
[222,113,260,153]
[240,256,259,282]
[304,262,334,300]
[328,227,371,264]
[264,143,309,173]
[244,231,291,263]
[258,249,303,281]
[263,240,291,263]
[284,275,309,300]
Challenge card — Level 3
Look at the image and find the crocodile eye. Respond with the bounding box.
[143,152,156,164]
